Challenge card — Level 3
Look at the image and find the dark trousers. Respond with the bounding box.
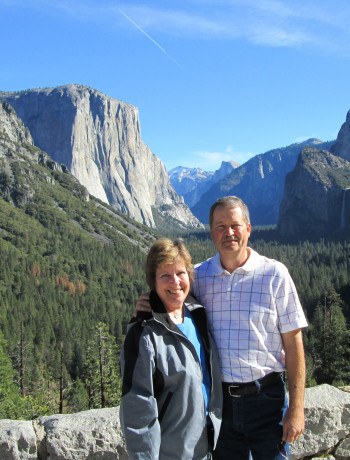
[213,374,289,460]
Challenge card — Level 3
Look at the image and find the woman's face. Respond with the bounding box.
[155,258,190,311]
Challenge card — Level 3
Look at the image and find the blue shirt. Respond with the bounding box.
[177,307,211,412]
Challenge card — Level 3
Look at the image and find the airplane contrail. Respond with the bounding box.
[119,9,181,68]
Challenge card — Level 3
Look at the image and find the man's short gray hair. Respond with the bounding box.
[209,196,250,228]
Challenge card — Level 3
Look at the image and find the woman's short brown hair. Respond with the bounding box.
[145,238,194,290]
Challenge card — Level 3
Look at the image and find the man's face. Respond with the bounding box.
[210,205,251,259]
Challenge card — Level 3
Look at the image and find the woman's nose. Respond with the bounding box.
[170,274,180,284]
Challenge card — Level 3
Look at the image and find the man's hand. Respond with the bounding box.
[134,293,151,317]
[282,406,305,443]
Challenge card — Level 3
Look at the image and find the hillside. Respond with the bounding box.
[0,101,156,416]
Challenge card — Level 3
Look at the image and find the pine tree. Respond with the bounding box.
[311,288,349,385]
[84,323,121,409]
[0,331,21,418]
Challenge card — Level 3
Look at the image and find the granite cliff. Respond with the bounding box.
[0,85,202,230]
[277,147,350,240]
[331,109,350,162]
[0,100,156,253]
[0,101,76,206]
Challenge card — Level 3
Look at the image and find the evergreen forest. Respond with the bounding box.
[0,128,159,418]
[1,114,350,419]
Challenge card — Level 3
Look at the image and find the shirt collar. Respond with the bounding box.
[211,247,259,275]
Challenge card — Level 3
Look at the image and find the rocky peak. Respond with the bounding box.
[331,110,350,162]
[215,160,240,178]
[0,85,202,229]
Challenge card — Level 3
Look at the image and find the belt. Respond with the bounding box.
[223,372,282,397]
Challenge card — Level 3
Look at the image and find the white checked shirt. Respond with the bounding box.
[192,248,308,384]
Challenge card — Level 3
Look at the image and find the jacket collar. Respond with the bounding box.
[150,290,179,331]
[149,290,207,331]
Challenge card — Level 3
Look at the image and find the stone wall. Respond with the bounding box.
[1,385,350,460]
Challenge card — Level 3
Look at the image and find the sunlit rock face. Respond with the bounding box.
[0,85,202,229]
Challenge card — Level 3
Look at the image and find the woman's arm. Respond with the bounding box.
[120,324,160,459]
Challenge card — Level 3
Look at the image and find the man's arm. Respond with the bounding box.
[281,328,306,443]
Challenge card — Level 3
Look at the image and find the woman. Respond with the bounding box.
[120,238,222,460]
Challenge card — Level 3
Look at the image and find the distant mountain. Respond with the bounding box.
[277,147,350,240]
[0,85,203,230]
[170,160,240,208]
[191,139,334,225]
[169,166,214,198]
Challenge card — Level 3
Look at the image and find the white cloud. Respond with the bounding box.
[120,0,350,53]
[5,0,350,54]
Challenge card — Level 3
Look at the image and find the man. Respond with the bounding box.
[136,196,307,459]
[192,196,307,459]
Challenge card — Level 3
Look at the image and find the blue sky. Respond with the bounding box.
[1,0,350,171]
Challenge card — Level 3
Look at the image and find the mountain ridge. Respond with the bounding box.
[190,139,334,225]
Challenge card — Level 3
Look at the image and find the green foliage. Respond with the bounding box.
[0,331,22,418]
[308,289,349,385]
[66,378,89,413]
[84,323,122,409]
[0,144,157,418]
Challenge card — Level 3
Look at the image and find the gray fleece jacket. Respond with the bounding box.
[120,291,222,460]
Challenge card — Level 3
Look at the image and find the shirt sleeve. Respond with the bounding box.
[120,325,161,460]
[275,265,308,333]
